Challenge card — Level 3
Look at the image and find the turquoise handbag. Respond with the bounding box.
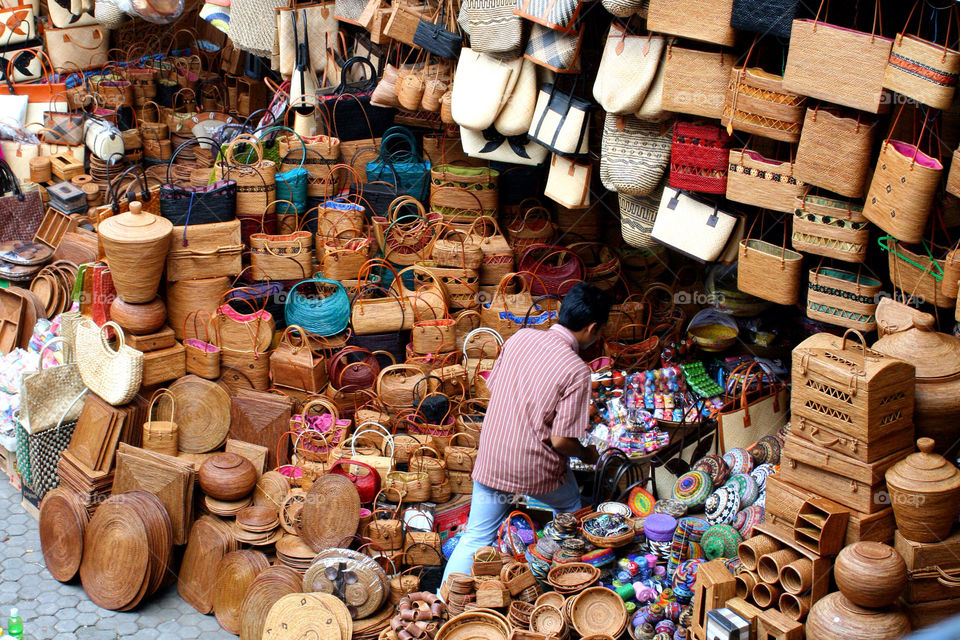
[365,126,431,202]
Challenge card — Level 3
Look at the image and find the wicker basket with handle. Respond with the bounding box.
[142,388,178,456]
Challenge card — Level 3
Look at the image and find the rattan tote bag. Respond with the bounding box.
[662,44,734,120]
[792,192,869,263]
[782,0,893,113]
[593,23,665,116]
[646,0,734,46]
[726,148,806,214]
[793,105,877,199]
[737,219,803,306]
[882,2,960,110]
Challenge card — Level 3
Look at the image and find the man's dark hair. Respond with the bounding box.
[558,282,611,331]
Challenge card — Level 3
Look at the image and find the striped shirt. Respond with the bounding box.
[472,324,591,495]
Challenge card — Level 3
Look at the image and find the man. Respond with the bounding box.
[441,282,611,582]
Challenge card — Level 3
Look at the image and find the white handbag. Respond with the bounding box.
[545,153,591,209]
[84,118,124,162]
[593,23,664,115]
[460,126,548,166]
[651,186,739,262]
[528,82,589,155]
[451,48,522,131]
[0,140,36,181]
[494,58,538,136]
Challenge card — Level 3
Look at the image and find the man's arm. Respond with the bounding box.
[550,436,599,464]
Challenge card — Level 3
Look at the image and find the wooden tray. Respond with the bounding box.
[229,390,296,468]
[178,515,238,614]
[0,287,25,355]
[113,443,196,545]
[34,206,79,250]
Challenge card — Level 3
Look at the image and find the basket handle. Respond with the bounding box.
[147,388,176,423]
[838,329,868,373]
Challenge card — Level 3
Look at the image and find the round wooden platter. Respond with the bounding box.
[213,549,271,635]
[301,474,361,552]
[169,375,231,453]
[303,548,387,619]
[261,593,343,640]
[79,490,172,611]
[236,505,280,532]
[254,471,291,509]
[179,515,239,615]
[205,494,253,517]
[39,488,89,582]
[239,565,303,640]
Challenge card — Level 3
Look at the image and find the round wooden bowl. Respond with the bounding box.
[834,542,907,608]
[535,592,566,609]
[529,605,566,637]
[570,587,627,638]
[199,452,258,501]
[109,295,167,335]
[806,592,910,640]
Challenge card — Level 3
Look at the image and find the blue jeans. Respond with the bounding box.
[441,468,582,586]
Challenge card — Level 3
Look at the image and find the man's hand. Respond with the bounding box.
[549,436,599,464]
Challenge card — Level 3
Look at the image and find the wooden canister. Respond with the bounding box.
[29,157,51,183]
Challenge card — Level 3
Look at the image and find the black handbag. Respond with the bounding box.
[730,0,799,38]
[323,57,395,142]
[159,137,237,226]
[413,3,462,59]
[106,165,159,215]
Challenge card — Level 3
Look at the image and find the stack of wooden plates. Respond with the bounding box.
[262,592,353,640]
[179,515,239,614]
[236,505,279,532]
[232,515,283,546]
[113,443,196,545]
[436,610,512,640]
[79,491,172,611]
[254,471,290,509]
[275,534,315,574]
[212,550,271,635]
[39,487,89,582]
[205,494,253,516]
[352,603,395,640]
[29,260,77,317]
[239,565,303,640]
[303,548,389,619]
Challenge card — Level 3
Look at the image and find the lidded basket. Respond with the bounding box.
[98,201,173,303]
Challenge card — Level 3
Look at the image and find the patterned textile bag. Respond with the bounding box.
[524,23,583,73]
[600,113,672,196]
[619,181,664,249]
[462,0,523,55]
[515,0,581,33]
[669,120,730,195]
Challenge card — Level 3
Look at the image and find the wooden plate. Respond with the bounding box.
[236,505,280,531]
[300,474,361,552]
[39,488,88,582]
[213,550,271,635]
[261,593,342,640]
[239,565,303,640]
[169,375,231,453]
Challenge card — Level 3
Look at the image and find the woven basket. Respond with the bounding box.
[883,236,956,309]
[662,44,735,119]
[430,165,499,220]
[722,62,806,143]
[948,147,960,200]
[215,134,277,217]
[864,138,942,244]
[468,216,515,285]
[415,260,480,311]
[385,470,432,502]
[806,266,881,332]
[579,513,635,548]
[432,227,484,271]
[412,318,457,355]
[883,32,960,110]
[791,193,869,263]
[142,389,178,456]
[377,363,428,409]
[794,105,876,198]
[737,238,803,306]
[726,148,805,214]
[504,205,556,255]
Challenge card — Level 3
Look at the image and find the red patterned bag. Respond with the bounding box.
[669,121,731,194]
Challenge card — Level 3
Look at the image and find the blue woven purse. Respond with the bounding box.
[366,126,431,202]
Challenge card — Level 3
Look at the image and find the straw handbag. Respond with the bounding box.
[737,222,803,306]
[794,105,876,198]
[619,185,664,250]
[647,0,735,46]
[662,44,735,120]
[722,43,806,143]
[430,165,499,220]
[504,205,556,255]
[600,113,672,196]
[76,320,144,406]
[166,219,243,282]
[317,229,377,281]
[863,110,943,245]
[351,275,415,336]
[481,272,556,339]
[216,134,278,219]
[726,148,806,214]
[948,147,960,200]
[371,197,443,267]
[249,210,314,281]
[143,389,179,456]
[270,326,330,393]
[215,292,276,353]
[882,236,956,310]
[782,1,893,113]
[806,266,882,332]
[650,187,739,264]
[377,363,428,409]
[184,311,221,379]
[792,192,869,263]
[443,432,477,472]
[468,216,515,285]
[462,0,522,55]
[883,6,960,110]
[412,316,457,355]
[670,121,730,195]
[593,23,665,116]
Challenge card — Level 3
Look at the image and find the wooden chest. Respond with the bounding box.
[792,331,914,442]
[896,529,960,603]
[765,475,896,544]
[790,414,915,463]
[780,434,909,514]
[140,341,186,386]
[903,595,960,629]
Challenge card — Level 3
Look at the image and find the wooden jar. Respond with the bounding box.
[199,452,258,501]
[886,438,960,543]
[834,542,907,608]
[806,592,910,640]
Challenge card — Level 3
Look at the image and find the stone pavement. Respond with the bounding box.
[0,480,235,640]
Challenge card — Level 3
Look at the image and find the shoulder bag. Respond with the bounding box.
[793,104,876,198]
[413,1,462,59]
[600,113,671,196]
[451,48,523,131]
[528,80,590,156]
[726,147,806,214]
[669,120,730,195]
[365,126,432,202]
[647,0,735,46]
[661,43,734,120]
[44,24,108,72]
[593,22,664,116]
[650,186,737,262]
[791,191,869,264]
[514,0,581,32]
[462,0,522,55]
[0,157,44,241]
[461,127,548,166]
[544,153,591,210]
[20,337,85,435]
[730,0,798,38]
[737,216,804,306]
[712,361,788,453]
[619,183,664,250]
[524,23,583,74]
[883,1,960,110]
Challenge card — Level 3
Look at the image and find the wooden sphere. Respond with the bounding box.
[109,296,167,335]
[199,452,258,501]
[806,592,910,640]
[834,542,907,608]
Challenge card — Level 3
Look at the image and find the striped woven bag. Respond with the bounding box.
[600,113,672,196]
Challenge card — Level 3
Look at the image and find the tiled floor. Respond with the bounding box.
[0,480,235,640]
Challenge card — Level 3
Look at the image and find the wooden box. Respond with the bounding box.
[140,341,186,386]
[756,609,802,640]
[792,332,915,442]
[753,521,833,604]
[49,153,83,181]
[166,220,243,282]
[725,598,762,638]
[125,325,176,352]
[793,498,849,556]
[780,434,909,514]
[765,475,895,544]
[902,595,960,629]
[691,560,737,640]
[791,414,914,464]
[896,529,960,603]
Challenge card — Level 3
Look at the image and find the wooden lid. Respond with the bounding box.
[300,474,361,552]
[99,201,173,242]
[874,299,960,377]
[887,438,960,489]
